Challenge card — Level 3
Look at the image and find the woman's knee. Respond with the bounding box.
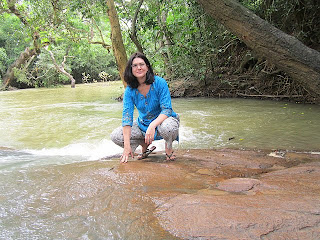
[110,124,144,147]
[110,126,124,145]
[158,117,179,139]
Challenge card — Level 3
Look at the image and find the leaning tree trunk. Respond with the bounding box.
[106,0,128,87]
[1,47,38,89]
[197,0,320,103]
[1,2,41,90]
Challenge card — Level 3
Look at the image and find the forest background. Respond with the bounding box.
[0,0,319,104]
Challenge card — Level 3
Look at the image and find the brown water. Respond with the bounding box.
[0,82,319,239]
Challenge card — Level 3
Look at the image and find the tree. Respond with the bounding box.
[127,0,144,53]
[156,4,173,78]
[197,0,320,103]
[0,1,41,89]
[0,0,78,89]
[106,0,128,87]
[45,46,76,88]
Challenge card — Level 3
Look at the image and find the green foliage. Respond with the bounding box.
[13,67,32,86]
[244,0,320,48]
[238,0,262,11]
[0,48,8,77]
[0,13,29,63]
[11,44,72,87]
[0,0,117,88]
[1,0,319,91]
[69,43,118,82]
[116,0,234,81]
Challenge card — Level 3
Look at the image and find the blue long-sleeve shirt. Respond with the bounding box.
[122,76,177,140]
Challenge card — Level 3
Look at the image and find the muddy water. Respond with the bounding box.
[0,82,320,239]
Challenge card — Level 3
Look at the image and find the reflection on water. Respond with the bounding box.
[0,82,319,239]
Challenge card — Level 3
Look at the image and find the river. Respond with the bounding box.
[0,82,319,239]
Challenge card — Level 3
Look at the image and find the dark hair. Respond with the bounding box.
[124,52,155,88]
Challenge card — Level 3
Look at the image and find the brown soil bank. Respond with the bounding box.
[115,148,320,239]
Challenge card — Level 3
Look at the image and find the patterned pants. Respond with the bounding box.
[110,116,180,151]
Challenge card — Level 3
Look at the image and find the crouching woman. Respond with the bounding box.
[110,52,179,163]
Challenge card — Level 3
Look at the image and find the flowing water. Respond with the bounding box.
[0,82,319,239]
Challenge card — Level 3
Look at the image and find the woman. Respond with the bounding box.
[111,52,179,163]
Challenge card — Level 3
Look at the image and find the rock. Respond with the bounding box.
[112,148,320,239]
[156,194,320,240]
[268,150,286,158]
[196,168,214,175]
[216,177,262,192]
[151,149,320,239]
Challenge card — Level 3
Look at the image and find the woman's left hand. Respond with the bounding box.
[145,125,155,144]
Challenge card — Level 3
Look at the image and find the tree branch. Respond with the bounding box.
[129,0,144,53]
[7,0,29,26]
[45,46,76,88]
[237,93,303,98]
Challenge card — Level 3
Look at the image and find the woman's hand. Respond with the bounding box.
[145,125,156,144]
[121,126,133,163]
[120,146,134,163]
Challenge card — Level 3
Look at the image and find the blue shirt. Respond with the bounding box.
[122,76,177,140]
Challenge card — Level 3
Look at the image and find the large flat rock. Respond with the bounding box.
[114,149,320,239]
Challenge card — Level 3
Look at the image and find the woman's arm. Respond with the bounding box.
[145,77,173,143]
[121,87,135,163]
[120,125,134,163]
[145,114,168,144]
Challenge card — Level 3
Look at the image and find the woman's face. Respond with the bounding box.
[131,57,148,80]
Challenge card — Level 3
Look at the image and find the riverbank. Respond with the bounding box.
[110,148,320,239]
[169,76,319,104]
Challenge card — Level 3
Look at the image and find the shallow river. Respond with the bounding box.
[0,82,319,239]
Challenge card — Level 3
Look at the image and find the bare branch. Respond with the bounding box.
[129,0,144,53]
[45,46,76,88]
[92,18,106,44]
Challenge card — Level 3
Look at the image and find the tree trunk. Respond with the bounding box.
[157,11,173,79]
[197,0,320,103]
[129,0,144,54]
[1,2,41,89]
[46,48,76,88]
[1,47,37,89]
[106,0,128,87]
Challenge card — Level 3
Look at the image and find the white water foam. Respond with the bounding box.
[25,139,123,160]
[17,125,202,162]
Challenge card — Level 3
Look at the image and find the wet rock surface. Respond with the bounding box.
[216,177,263,192]
[114,148,320,239]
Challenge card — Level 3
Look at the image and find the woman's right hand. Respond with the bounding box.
[120,146,134,163]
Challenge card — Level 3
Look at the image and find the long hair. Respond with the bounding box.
[124,52,155,88]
